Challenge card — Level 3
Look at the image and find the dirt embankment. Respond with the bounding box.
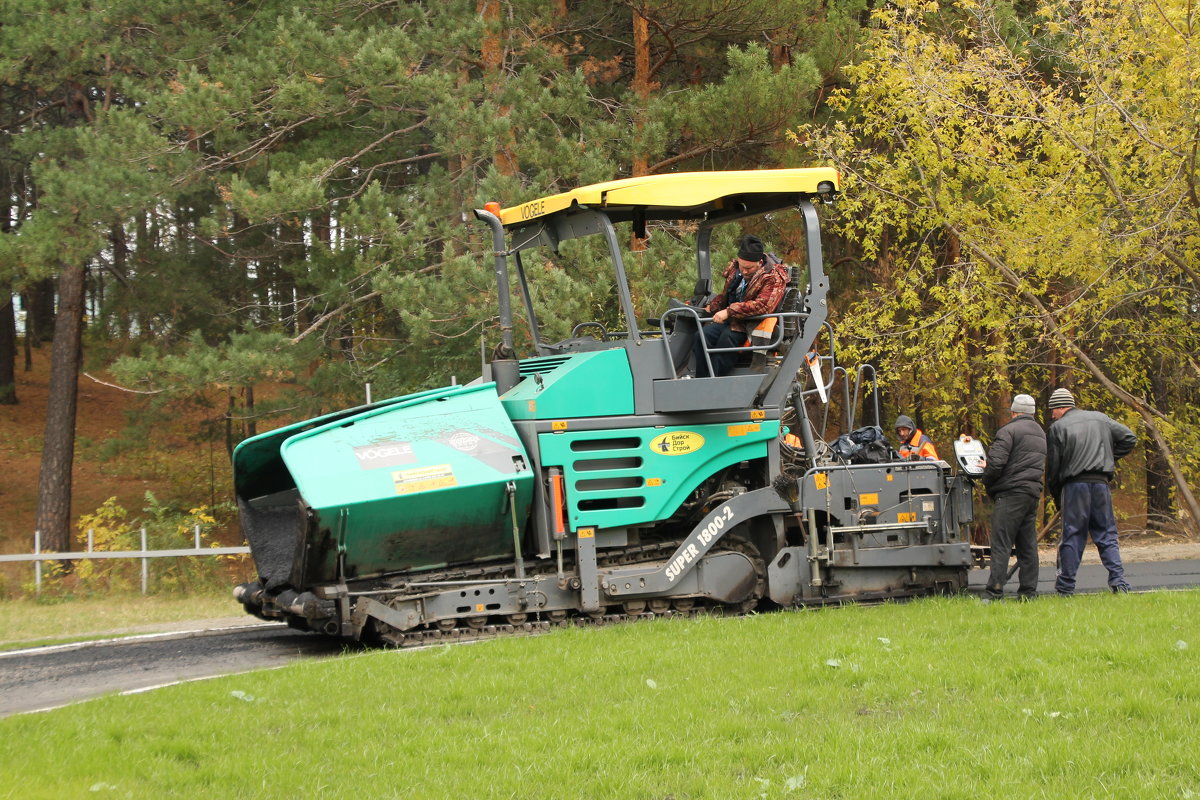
[1039,540,1200,566]
[0,347,227,551]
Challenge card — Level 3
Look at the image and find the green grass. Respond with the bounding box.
[0,593,247,651]
[2,591,1198,799]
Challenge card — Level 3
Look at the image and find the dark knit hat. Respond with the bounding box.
[1048,388,1076,409]
[737,235,765,262]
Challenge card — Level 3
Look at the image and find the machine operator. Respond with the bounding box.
[694,234,789,377]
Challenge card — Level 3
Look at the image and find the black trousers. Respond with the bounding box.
[987,491,1040,597]
[695,322,746,377]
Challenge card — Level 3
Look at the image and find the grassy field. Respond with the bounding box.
[0,593,244,651]
[1,590,1197,799]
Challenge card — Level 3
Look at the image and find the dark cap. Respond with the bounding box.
[737,235,765,262]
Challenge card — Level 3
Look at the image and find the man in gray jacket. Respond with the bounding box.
[981,393,1046,600]
[1046,388,1138,595]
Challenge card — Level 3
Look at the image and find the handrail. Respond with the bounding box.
[851,363,881,430]
[795,320,838,401]
[659,306,804,377]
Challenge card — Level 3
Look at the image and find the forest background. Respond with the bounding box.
[1,0,1197,580]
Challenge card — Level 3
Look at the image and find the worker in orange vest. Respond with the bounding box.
[894,414,939,460]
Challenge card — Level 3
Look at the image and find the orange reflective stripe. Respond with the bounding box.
[744,315,779,347]
[902,430,940,461]
[550,472,566,535]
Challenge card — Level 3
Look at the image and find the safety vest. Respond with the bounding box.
[899,429,939,461]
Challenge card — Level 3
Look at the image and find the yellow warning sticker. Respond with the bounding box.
[646,478,662,487]
[814,473,828,490]
[859,493,879,506]
[393,464,457,495]
[750,409,766,420]
[475,603,485,613]
[649,431,705,456]
[897,512,917,523]
[552,420,568,431]
[577,527,595,539]
[727,423,761,437]
[527,400,537,413]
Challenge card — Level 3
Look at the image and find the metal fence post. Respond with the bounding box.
[194,524,201,550]
[140,527,148,595]
[34,529,41,595]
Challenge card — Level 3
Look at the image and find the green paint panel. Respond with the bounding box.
[269,383,533,581]
[537,419,779,530]
[232,392,433,502]
[502,349,634,419]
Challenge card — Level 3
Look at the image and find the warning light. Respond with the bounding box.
[484,201,502,216]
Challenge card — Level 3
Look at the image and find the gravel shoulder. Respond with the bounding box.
[1037,539,1200,566]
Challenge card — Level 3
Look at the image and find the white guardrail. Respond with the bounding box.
[0,527,251,594]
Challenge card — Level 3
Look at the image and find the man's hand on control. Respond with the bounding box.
[712,309,730,324]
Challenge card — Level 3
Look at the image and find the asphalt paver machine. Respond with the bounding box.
[232,169,976,643]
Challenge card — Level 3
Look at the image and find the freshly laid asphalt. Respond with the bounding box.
[966,557,1200,597]
[0,623,347,717]
[1,558,1197,718]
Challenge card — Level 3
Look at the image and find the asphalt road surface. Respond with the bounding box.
[2,558,1197,718]
[0,623,347,717]
[966,557,1200,596]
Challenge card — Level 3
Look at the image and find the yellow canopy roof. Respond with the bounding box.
[496,167,839,227]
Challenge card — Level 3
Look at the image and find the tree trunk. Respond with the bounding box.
[0,285,15,404]
[1145,371,1173,531]
[0,202,15,403]
[630,9,651,251]
[225,388,236,458]
[244,384,257,439]
[27,277,56,344]
[631,10,651,180]
[34,262,88,553]
[479,0,517,176]
[21,292,32,371]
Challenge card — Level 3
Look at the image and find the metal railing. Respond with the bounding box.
[0,527,250,594]
[658,306,804,376]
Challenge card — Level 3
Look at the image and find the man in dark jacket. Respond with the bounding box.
[694,234,788,377]
[1046,388,1138,595]
[980,393,1046,600]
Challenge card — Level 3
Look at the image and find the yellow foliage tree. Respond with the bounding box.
[807,0,1200,533]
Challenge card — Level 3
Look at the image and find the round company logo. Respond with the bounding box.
[448,431,480,452]
[649,431,705,456]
